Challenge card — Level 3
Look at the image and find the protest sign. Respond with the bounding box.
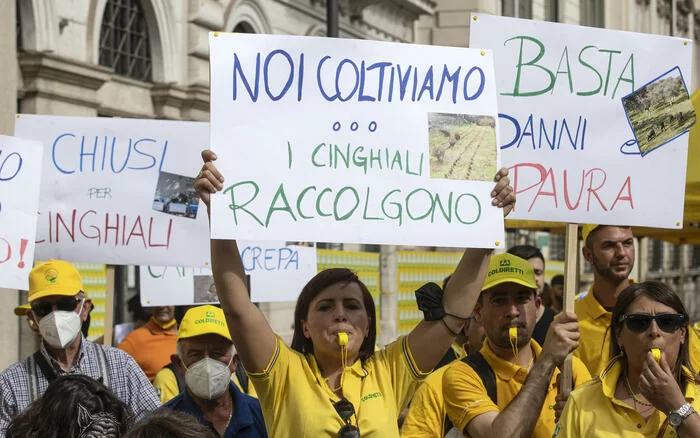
[470,14,694,228]
[140,242,317,304]
[14,115,211,266]
[208,33,505,248]
[0,135,43,290]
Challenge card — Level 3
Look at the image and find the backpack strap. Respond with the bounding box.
[235,364,249,394]
[26,354,40,403]
[460,351,497,404]
[93,343,109,387]
[443,352,497,437]
[32,351,58,384]
[164,362,186,394]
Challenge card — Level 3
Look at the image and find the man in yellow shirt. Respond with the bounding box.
[401,313,484,437]
[574,224,636,377]
[443,253,591,438]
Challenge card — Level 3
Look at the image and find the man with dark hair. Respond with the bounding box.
[574,224,636,376]
[507,245,554,346]
[443,253,590,438]
[550,275,564,312]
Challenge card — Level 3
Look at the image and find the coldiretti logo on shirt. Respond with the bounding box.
[361,392,382,403]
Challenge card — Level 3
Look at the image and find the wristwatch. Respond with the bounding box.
[668,402,694,429]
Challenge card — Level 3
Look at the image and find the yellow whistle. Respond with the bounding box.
[509,327,518,342]
[651,348,661,362]
[338,332,349,346]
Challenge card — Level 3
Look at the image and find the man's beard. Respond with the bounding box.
[593,256,633,282]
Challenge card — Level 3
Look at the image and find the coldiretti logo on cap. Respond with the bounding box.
[500,259,511,267]
[195,316,226,327]
[488,266,525,276]
[44,269,58,283]
[206,311,215,318]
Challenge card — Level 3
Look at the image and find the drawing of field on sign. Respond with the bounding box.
[152,171,200,219]
[428,113,497,181]
[622,67,695,156]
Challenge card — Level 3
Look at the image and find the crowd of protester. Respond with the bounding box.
[1,151,699,437]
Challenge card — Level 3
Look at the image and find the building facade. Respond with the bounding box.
[7,0,700,368]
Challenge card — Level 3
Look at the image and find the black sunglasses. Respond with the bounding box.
[31,297,81,318]
[333,399,360,438]
[619,313,686,333]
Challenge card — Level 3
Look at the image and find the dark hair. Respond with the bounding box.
[507,244,545,266]
[551,275,564,286]
[291,268,377,362]
[585,225,631,248]
[610,281,693,388]
[124,409,216,438]
[6,375,132,438]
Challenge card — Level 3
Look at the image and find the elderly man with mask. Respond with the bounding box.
[0,260,159,433]
[163,305,266,438]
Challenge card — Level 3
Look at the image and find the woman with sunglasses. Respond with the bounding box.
[556,281,700,437]
[194,150,515,437]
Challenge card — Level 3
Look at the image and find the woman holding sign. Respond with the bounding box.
[195,149,515,437]
[555,281,700,438]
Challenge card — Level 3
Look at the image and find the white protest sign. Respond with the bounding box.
[470,14,694,228]
[14,115,211,266]
[0,136,43,290]
[140,242,317,304]
[209,34,505,248]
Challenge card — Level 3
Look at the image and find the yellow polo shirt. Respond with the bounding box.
[443,339,591,438]
[574,289,613,377]
[152,366,257,404]
[554,357,699,437]
[249,336,427,437]
[575,285,700,377]
[401,356,467,438]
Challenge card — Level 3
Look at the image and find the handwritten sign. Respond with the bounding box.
[209,34,505,248]
[14,115,211,266]
[140,242,317,304]
[0,135,43,289]
[470,14,693,228]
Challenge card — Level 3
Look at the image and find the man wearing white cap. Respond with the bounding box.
[0,260,160,434]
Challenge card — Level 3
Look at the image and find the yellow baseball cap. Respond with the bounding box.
[27,260,84,303]
[581,224,600,245]
[178,305,231,341]
[13,303,30,316]
[482,253,537,292]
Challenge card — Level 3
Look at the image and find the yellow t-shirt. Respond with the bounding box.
[152,365,257,404]
[443,339,592,438]
[249,336,428,438]
[401,363,454,438]
[554,357,699,437]
[575,286,700,377]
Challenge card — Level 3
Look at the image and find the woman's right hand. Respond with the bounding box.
[194,149,225,209]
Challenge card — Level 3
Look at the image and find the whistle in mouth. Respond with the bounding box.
[651,348,661,362]
[509,327,518,342]
[338,332,349,346]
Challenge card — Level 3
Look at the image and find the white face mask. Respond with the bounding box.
[37,299,84,349]
[184,356,233,400]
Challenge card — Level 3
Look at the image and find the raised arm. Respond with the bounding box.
[406,169,514,373]
[195,150,277,373]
